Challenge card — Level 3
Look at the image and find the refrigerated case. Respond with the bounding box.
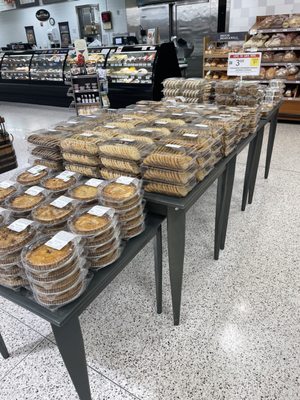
[1,52,33,80]
[30,49,68,82]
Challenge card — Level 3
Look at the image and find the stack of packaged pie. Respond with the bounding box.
[98,138,155,180]
[27,129,71,171]
[0,218,37,290]
[41,170,80,194]
[0,180,19,205]
[99,177,145,239]
[31,195,80,235]
[69,205,123,269]
[142,144,198,197]
[215,81,237,106]
[21,231,89,309]
[5,186,49,218]
[68,178,103,208]
[15,165,50,187]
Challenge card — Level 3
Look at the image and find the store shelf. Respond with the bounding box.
[204,67,228,71]
[74,89,99,93]
[255,46,300,51]
[107,63,153,67]
[283,97,300,101]
[76,102,100,106]
[204,54,230,59]
[261,62,300,66]
[250,27,300,34]
[244,79,300,84]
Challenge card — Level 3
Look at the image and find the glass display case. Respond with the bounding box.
[106,46,156,84]
[30,50,68,82]
[1,52,32,80]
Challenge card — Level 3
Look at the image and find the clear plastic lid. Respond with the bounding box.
[62,152,99,166]
[0,218,37,255]
[0,181,19,203]
[15,165,50,187]
[0,207,11,226]
[153,118,186,128]
[215,81,236,94]
[162,77,186,89]
[69,206,116,237]
[64,163,101,178]
[121,221,145,240]
[30,146,62,162]
[61,133,104,155]
[87,237,121,257]
[5,187,48,214]
[135,126,172,139]
[142,144,198,171]
[41,171,80,193]
[99,177,142,204]
[143,177,196,197]
[88,245,123,270]
[100,157,140,175]
[113,132,154,144]
[142,165,196,185]
[100,168,138,181]
[68,178,104,202]
[29,158,63,172]
[98,138,155,161]
[31,196,79,226]
[27,129,72,149]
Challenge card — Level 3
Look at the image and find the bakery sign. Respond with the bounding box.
[227,52,262,76]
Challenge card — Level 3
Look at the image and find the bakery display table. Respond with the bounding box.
[0,213,165,400]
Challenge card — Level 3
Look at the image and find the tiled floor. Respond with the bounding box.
[0,102,300,400]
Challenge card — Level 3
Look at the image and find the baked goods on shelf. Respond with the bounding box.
[0,181,17,202]
[68,178,103,202]
[6,188,46,214]
[42,171,78,192]
[32,196,77,226]
[143,144,197,171]
[64,163,101,178]
[98,138,154,162]
[61,133,104,155]
[0,219,36,254]
[16,165,49,186]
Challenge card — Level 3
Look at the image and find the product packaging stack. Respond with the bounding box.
[68,177,103,208]
[21,231,89,309]
[98,137,155,179]
[99,177,145,239]
[162,78,212,103]
[5,185,49,218]
[69,205,123,269]
[27,128,72,171]
[142,144,198,197]
[0,216,37,290]
[261,79,285,116]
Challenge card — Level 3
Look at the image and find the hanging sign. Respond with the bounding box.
[227,52,262,76]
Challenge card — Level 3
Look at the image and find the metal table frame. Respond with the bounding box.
[0,213,165,400]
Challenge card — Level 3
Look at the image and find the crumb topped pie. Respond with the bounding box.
[24,242,74,269]
[8,193,45,211]
[0,226,35,253]
[72,213,110,234]
[43,176,76,191]
[102,182,136,201]
[17,170,48,185]
[32,203,74,225]
[0,186,16,201]
[69,185,98,201]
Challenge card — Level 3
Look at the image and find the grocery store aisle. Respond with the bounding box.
[0,102,299,400]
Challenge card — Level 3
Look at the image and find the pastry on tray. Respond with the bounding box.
[42,176,76,192]
[0,225,35,254]
[17,168,48,186]
[32,202,75,225]
[71,213,112,235]
[7,192,45,212]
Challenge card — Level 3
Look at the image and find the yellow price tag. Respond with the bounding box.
[250,58,259,67]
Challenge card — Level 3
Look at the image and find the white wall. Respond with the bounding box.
[0,0,127,48]
[229,0,300,32]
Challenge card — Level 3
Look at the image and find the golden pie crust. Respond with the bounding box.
[0,187,16,201]
[25,242,74,270]
[85,226,115,246]
[0,275,28,288]
[103,194,140,211]
[102,182,136,201]
[27,259,77,283]
[89,248,119,269]
[73,213,110,234]
[35,280,84,305]
[43,176,76,191]
[87,238,118,256]
[0,226,35,253]
[17,170,47,185]
[70,185,98,201]
[32,268,81,294]
[9,193,44,211]
[32,204,74,224]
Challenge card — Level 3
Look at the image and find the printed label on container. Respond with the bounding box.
[165,144,182,149]
[140,128,154,133]
[56,171,76,182]
[172,113,183,116]
[51,196,73,209]
[183,133,198,138]
[45,231,76,251]
[120,138,135,142]
[80,133,94,137]
[85,178,103,187]
[156,121,168,125]
[116,176,135,185]
[122,117,133,120]
[0,181,14,189]
[27,165,47,176]
[104,124,116,129]
[88,205,111,217]
[67,121,78,124]
[25,186,45,196]
[185,111,198,115]
[8,218,33,233]
[195,124,209,128]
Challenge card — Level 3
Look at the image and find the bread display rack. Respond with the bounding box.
[244,14,300,121]
[203,32,247,80]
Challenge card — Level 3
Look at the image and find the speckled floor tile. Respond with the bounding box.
[0,338,138,400]
[0,309,45,379]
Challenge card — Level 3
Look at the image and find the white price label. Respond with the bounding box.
[122,117,133,120]
[116,46,123,53]
[25,186,45,196]
[50,196,73,209]
[27,165,47,175]
[185,111,198,115]
[227,52,262,76]
[67,121,78,125]
[172,113,183,116]
[101,48,110,55]
[165,144,182,149]
[85,178,103,187]
[0,181,14,189]
[183,133,198,138]
[104,124,116,129]
[195,124,209,128]
[56,171,76,182]
[116,176,135,185]
[45,231,76,251]
[156,120,168,125]
[80,133,94,137]
[120,138,135,142]
[142,46,148,51]
[140,128,154,133]
[8,218,33,233]
[88,205,111,217]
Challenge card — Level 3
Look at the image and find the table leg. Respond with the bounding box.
[241,139,256,211]
[248,127,264,205]
[52,318,91,400]
[214,168,227,260]
[220,156,237,250]
[154,224,163,314]
[167,207,186,326]
[0,333,9,359]
[265,110,279,179]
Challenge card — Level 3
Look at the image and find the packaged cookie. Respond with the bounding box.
[100,157,140,174]
[0,218,37,255]
[42,171,79,193]
[61,133,103,155]
[31,158,63,171]
[142,165,196,185]
[98,138,154,162]
[215,81,236,95]
[32,196,78,227]
[114,132,155,145]
[143,144,197,171]
[135,126,172,139]
[143,178,196,198]
[27,129,71,148]
[0,181,19,203]
[30,146,63,161]
[64,163,101,178]
[16,165,49,187]
[62,152,99,166]
[0,207,11,226]
[5,186,48,215]
[100,168,138,180]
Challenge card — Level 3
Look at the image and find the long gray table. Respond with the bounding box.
[0,213,165,400]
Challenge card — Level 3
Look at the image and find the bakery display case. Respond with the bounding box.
[203,32,247,80]
[1,51,33,80]
[30,49,69,82]
[105,43,181,108]
[244,14,300,121]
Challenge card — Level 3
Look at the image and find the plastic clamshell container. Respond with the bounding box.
[122,222,145,240]
[26,129,71,149]
[64,163,101,178]
[0,207,11,226]
[141,165,196,185]
[196,165,213,182]
[98,138,155,161]
[135,126,172,139]
[15,165,50,187]
[67,178,104,202]
[214,81,236,94]
[99,177,142,203]
[31,196,79,226]
[87,237,120,257]
[0,219,37,255]
[60,133,104,155]
[88,245,123,270]
[0,181,19,203]
[5,187,48,214]
[68,206,117,237]
[41,171,80,193]
[62,152,99,166]
[114,132,155,145]
[143,177,197,198]
[142,144,198,171]
[100,168,138,180]
[100,157,141,175]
